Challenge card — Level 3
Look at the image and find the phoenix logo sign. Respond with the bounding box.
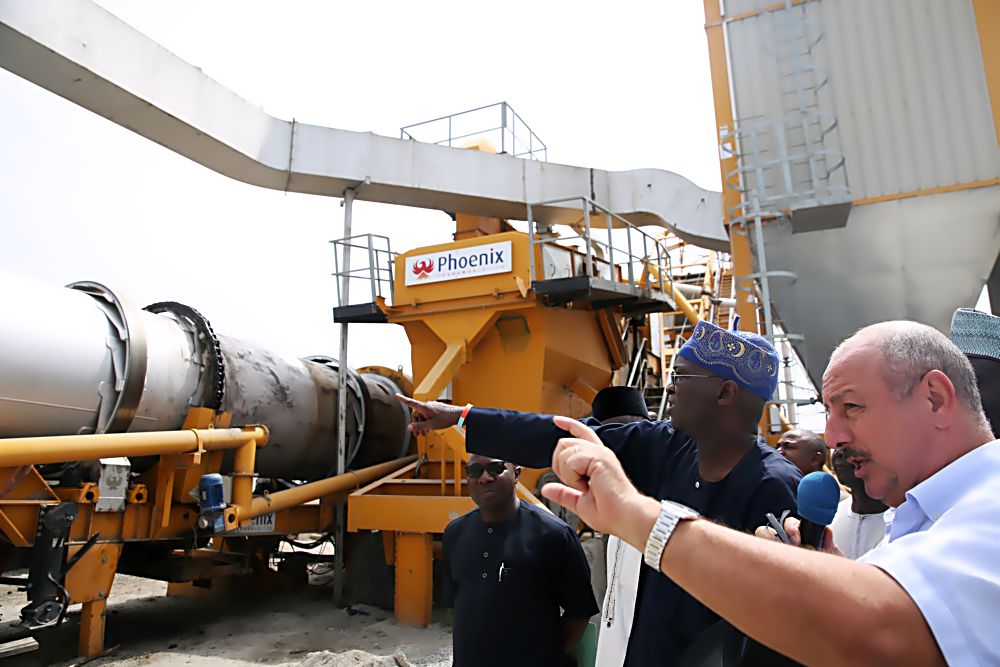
[411,259,434,279]
[404,240,513,286]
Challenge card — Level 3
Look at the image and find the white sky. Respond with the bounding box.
[0,0,720,370]
[0,1,989,433]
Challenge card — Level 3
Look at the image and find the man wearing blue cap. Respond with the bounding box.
[537,318,1000,666]
[398,320,801,665]
[950,307,1000,432]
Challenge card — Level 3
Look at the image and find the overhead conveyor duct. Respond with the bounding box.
[0,0,727,251]
[0,274,410,480]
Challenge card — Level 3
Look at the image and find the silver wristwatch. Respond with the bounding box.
[643,500,701,570]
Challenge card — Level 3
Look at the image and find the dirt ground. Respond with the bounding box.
[0,575,453,667]
[0,534,605,666]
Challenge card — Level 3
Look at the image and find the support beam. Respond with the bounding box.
[704,0,758,333]
[394,532,433,626]
[334,186,357,605]
[78,598,108,659]
[246,456,417,521]
[413,341,467,402]
[68,542,122,658]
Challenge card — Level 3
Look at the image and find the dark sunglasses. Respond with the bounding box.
[466,461,507,478]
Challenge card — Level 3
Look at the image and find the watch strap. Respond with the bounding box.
[643,500,700,570]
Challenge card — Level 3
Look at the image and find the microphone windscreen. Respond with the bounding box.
[797,471,840,525]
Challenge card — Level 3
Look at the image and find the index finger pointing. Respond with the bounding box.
[395,393,418,406]
[552,415,601,445]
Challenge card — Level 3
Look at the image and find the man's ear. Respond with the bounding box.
[717,380,738,405]
[514,466,522,480]
[923,370,958,428]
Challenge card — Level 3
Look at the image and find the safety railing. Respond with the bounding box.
[330,233,396,307]
[721,112,849,225]
[525,196,677,294]
[400,101,547,161]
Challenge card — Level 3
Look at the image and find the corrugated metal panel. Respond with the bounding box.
[722,0,1000,383]
[723,0,785,18]
[762,185,1000,386]
[726,0,1000,201]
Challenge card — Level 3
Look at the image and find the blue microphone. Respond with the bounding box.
[796,472,840,549]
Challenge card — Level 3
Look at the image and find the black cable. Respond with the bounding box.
[283,534,332,550]
[47,572,71,627]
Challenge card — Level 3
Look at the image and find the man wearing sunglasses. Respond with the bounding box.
[441,453,599,667]
[399,320,801,665]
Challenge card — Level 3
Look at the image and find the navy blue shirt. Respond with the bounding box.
[466,408,801,666]
[442,500,600,667]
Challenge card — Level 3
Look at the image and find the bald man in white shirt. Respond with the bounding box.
[542,321,1000,666]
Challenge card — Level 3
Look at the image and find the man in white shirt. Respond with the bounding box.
[829,447,888,559]
[587,387,648,667]
[541,320,1000,666]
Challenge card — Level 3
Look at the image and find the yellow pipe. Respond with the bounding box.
[229,440,258,519]
[0,427,268,468]
[243,455,418,521]
[670,283,702,326]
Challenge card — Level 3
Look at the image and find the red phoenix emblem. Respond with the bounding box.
[411,259,433,279]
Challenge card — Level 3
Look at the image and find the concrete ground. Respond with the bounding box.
[0,532,606,666]
[0,575,452,667]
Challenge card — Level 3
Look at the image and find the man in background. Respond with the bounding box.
[950,307,1000,433]
[776,428,827,476]
[588,387,648,667]
[400,320,801,665]
[441,453,598,667]
[830,448,888,559]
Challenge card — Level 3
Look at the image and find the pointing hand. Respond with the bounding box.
[541,416,648,537]
[394,394,464,436]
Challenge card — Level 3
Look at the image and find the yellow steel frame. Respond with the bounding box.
[349,229,625,625]
[0,409,415,658]
[972,0,999,144]
[704,0,758,334]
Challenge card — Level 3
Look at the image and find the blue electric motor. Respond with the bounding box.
[198,473,226,512]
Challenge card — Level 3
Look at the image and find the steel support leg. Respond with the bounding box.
[394,532,433,625]
[66,542,121,658]
[334,187,356,604]
[78,598,107,658]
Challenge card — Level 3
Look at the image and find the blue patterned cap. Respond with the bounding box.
[949,308,1000,361]
[677,320,780,400]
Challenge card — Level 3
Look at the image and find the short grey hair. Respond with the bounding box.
[855,321,985,415]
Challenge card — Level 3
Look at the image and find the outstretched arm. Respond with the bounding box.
[395,394,465,435]
[396,394,576,468]
[541,417,944,667]
[395,395,681,492]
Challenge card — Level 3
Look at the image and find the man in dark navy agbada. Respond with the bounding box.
[402,320,802,665]
[441,453,598,667]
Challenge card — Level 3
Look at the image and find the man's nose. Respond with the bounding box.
[825,415,852,449]
[478,469,494,484]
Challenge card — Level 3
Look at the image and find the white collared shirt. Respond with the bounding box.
[595,536,642,667]
[860,439,1000,667]
[830,497,888,560]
